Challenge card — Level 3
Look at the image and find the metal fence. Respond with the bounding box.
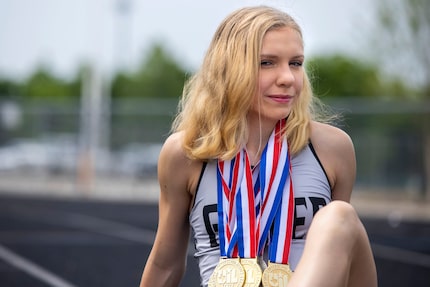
[0,97,429,199]
[328,98,430,199]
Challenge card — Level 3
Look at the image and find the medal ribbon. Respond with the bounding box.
[257,119,292,259]
[217,119,293,261]
[217,153,242,257]
[268,168,294,264]
[236,151,257,258]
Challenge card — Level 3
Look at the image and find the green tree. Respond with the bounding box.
[375,0,430,97]
[375,0,430,198]
[307,54,410,98]
[111,42,190,98]
[307,55,380,98]
[0,78,20,99]
[22,67,81,100]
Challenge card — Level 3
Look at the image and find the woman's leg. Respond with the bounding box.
[288,200,377,287]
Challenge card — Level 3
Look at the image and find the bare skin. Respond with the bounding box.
[289,201,377,287]
[139,122,377,287]
[140,26,377,287]
[139,132,200,286]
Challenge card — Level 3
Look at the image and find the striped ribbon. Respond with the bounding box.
[216,119,293,262]
[217,153,242,257]
[257,120,292,261]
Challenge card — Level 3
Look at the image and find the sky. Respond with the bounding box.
[0,0,377,81]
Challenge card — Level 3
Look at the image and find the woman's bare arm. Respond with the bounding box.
[140,133,195,287]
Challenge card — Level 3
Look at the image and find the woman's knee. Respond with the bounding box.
[320,200,357,218]
[311,200,363,239]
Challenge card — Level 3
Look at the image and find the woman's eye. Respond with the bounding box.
[260,60,273,66]
[290,61,303,67]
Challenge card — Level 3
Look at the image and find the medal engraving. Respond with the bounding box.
[208,258,245,287]
[262,262,292,287]
[241,258,262,287]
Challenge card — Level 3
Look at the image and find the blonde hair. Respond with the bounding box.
[172,6,318,160]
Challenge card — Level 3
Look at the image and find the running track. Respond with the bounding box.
[0,194,429,286]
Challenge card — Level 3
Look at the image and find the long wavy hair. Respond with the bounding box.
[172,6,319,160]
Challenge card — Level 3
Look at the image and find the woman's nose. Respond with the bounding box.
[276,66,295,86]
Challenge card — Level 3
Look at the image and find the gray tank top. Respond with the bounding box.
[189,143,331,286]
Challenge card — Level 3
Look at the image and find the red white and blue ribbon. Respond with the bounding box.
[236,151,257,258]
[216,119,293,262]
[257,120,292,259]
[267,168,294,263]
[217,153,242,257]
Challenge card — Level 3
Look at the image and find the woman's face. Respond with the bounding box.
[250,26,304,125]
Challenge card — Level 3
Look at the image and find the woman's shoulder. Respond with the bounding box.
[309,121,356,198]
[309,122,356,200]
[159,131,203,195]
[159,131,192,168]
[309,121,354,152]
[162,132,185,155]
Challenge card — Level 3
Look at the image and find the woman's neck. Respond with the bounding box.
[246,116,278,166]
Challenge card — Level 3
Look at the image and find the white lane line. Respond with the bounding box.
[372,243,430,268]
[0,244,78,287]
[62,213,157,244]
[61,212,196,256]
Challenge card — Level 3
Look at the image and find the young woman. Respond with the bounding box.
[140,6,377,287]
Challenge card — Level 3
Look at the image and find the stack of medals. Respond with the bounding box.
[261,171,294,287]
[211,120,294,287]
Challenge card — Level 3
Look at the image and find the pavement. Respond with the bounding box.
[1,171,430,287]
[1,171,430,222]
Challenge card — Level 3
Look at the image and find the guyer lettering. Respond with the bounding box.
[202,197,327,246]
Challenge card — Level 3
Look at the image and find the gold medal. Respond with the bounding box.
[261,262,292,287]
[208,258,245,287]
[241,258,262,287]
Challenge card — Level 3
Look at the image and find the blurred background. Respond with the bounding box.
[0,0,429,286]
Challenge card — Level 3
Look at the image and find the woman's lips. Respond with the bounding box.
[268,95,293,103]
